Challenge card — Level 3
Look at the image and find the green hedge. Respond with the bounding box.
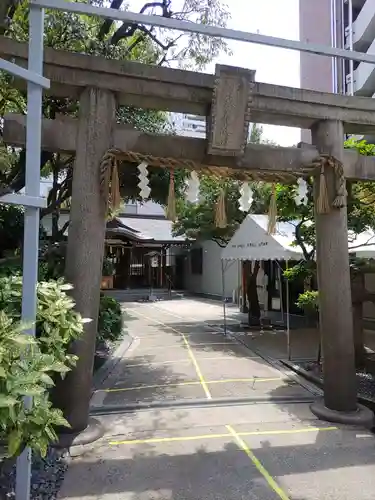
[0,277,86,458]
[98,294,123,345]
[0,277,85,369]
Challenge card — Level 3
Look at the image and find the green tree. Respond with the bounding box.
[174,125,273,245]
[278,138,375,368]
[174,124,273,325]
[279,139,375,262]
[0,0,231,242]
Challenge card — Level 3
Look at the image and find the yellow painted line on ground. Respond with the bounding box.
[131,309,213,400]
[99,377,282,393]
[196,355,260,360]
[110,432,230,446]
[125,359,192,368]
[226,425,290,500]
[182,333,212,399]
[141,342,235,350]
[105,380,202,392]
[125,355,259,368]
[109,425,338,446]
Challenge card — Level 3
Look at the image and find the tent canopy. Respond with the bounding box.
[221,214,375,261]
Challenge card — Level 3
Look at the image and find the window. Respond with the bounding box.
[190,248,203,275]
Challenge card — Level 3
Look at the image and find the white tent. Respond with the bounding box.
[221,214,375,261]
[220,214,375,360]
[220,215,298,358]
[221,215,306,261]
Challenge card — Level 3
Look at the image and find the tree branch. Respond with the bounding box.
[294,217,313,261]
[110,0,172,47]
[98,0,124,40]
[57,220,70,239]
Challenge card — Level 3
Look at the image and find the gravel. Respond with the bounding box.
[297,361,375,400]
[0,448,69,500]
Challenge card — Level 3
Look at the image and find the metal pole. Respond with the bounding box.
[336,0,345,94]
[348,0,354,96]
[331,0,337,93]
[277,262,284,326]
[286,261,291,360]
[31,0,375,65]
[221,259,227,336]
[15,4,44,500]
[331,0,345,94]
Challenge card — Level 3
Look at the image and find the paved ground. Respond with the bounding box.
[59,298,375,500]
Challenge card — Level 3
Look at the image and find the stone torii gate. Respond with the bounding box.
[2,36,375,434]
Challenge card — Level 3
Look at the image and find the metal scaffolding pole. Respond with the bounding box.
[0,2,47,500]
[32,0,375,65]
[15,4,45,499]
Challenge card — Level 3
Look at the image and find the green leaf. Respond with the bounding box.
[0,394,18,407]
[59,283,73,291]
[46,362,70,373]
[39,373,55,386]
[49,411,71,428]
[8,428,23,456]
[44,425,58,442]
[11,335,36,346]
[13,385,45,397]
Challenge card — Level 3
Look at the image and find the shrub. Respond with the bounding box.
[0,312,71,458]
[102,258,115,276]
[296,290,319,317]
[0,241,66,282]
[0,260,22,279]
[0,277,86,369]
[97,295,123,345]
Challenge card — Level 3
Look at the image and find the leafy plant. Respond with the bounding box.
[0,312,71,458]
[296,290,319,316]
[102,258,115,277]
[97,295,123,345]
[0,277,87,369]
[0,259,22,279]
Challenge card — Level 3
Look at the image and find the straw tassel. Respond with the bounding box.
[166,170,177,222]
[317,164,330,214]
[215,188,227,228]
[267,184,277,235]
[110,159,121,212]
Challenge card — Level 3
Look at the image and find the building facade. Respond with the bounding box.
[300,0,375,324]
[299,0,372,140]
[299,0,373,97]
[170,113,206,138]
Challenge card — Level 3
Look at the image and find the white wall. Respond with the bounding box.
[184,240,240,298]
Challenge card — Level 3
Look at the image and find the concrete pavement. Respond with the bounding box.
[58,299,375,500]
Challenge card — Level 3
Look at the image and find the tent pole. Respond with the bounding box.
[221,259,227,336]
[286,260,291,360]
[277,261,284,327]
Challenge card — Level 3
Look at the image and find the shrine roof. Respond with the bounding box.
[111,216,187,244]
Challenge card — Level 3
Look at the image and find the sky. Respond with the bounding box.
[208,0,300,146]
[128,0,301,146]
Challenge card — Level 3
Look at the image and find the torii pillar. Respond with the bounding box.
[310,120,373,426]
[53,87,117,437]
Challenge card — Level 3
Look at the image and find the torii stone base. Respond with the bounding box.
[310,401,374,428]
[53,417,104,451]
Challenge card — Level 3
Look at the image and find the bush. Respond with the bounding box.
[97,295,123,345]
[0,312,71,458]
[0,277,86,369]
[0,260,22,279]
[102,258,115,276]
[296,290,319,317]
